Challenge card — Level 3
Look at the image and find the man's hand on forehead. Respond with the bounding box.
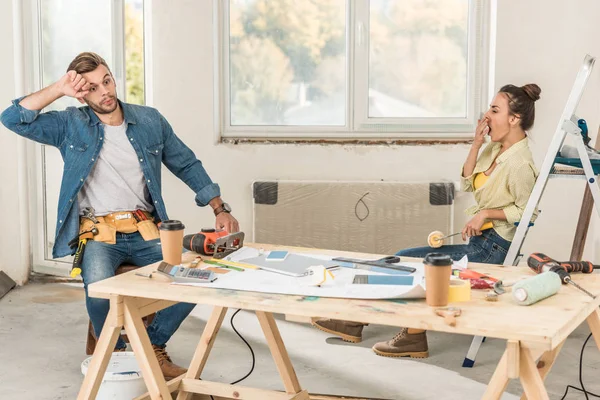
[57,70,90,99]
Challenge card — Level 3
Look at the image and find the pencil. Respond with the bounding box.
[214,259,259,270]
[203,260,244,272]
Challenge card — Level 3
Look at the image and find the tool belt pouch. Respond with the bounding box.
[78,219,95,240]
[111,213,138,234]
[137,220,160,241]
[78,217,117,245]
[94,222,117,244]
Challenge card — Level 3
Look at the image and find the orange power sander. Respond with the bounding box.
[183,228,245,259]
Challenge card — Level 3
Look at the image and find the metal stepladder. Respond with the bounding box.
[462,54,598,368]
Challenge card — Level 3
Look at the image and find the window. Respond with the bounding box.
[40,0,145,110]
[124,0,145,105]
[220,0,489,139]
[32,0,145,270]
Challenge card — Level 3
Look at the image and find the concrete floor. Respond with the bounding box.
[0,282,598,400]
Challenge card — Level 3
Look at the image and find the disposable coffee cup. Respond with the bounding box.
[159,220,185,266]
[424,253,453,307]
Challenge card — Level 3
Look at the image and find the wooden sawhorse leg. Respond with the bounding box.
[483,339,565,400]
[79,296,178,400]
[123,297,173,399]
[77,296,123,400]
[164,307,309,400]
[176,306,228,400]
[256,311,304,395]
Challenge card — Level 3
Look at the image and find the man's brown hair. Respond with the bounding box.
[66,52,112,75]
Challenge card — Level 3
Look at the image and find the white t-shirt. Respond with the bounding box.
[78,121,154,216]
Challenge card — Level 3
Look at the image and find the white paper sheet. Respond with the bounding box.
[175,249,427,300]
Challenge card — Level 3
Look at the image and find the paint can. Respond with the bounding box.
[81,351,146,399]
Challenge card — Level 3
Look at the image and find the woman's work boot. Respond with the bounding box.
[311,319,366,343]
[372,328,429,358]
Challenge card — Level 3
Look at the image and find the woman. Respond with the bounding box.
[313,83,541,358]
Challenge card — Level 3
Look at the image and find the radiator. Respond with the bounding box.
[252,180,455,255]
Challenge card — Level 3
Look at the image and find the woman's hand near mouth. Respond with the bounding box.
[473,117,490,148]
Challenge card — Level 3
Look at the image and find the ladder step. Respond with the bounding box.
[551,165,586,175]
[554,157,600,174]
[550,165,599,178]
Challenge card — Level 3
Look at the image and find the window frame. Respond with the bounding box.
[23,0,141,275]
[217,0,492,140]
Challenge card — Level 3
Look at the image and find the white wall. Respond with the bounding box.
[494,0,600,260]
[0,0,599,283]
[0,1,30,285]
[151,0,600,261]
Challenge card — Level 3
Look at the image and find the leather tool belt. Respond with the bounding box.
[79,210,160,245]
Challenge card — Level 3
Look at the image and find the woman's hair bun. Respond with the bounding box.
[521,84,541,102]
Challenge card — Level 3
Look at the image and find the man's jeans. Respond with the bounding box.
[396,228,512,265]
[81,232,195,349]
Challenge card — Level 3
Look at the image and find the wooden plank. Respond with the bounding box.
[123,297,172,400]
[570,125,600,261]
[0,270,16,299]
[482,351,510,400]
[570,185,595,260]
[587,308,600,351]
[176,306,228,400]
[520,340,565,400]
[135,298,178,317]
[77,297,123,400]
[256,311,303,394]
[114,296,124,326]
[88,243,600,351]
[189,394,387,400]
[285,314,312,324]
[180,379,309,400]
[308,396,388,400]
[139,386,388,400]
[134,376,183,400]
[506,340,520,379]
[519,346,549,400]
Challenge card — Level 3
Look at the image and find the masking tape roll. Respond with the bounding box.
[448,279,471,302]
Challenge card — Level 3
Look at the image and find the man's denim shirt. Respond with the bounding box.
[0,98,220,258]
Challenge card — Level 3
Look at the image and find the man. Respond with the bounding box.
[0,52,239,379]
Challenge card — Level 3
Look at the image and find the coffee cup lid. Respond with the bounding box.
[159,220,185,231]
[424,253,453,266]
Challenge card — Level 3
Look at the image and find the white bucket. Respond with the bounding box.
[81,352,147,399]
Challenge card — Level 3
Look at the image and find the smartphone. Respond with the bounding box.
[266,250,289,262]
[352,274,414,286]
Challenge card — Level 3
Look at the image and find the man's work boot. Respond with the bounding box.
[311,319,366,343]
[372,328,429,358]
[152,344,188,379]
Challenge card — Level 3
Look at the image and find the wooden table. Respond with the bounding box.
[77,244,600,400]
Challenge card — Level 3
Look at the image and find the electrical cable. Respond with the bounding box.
[229,309,256,385]
[354,192,370,221]
[209,308,256,400]
[560,332,600,399]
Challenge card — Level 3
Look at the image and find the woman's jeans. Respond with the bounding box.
[396,228,512,265]
[81,232,195,350]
